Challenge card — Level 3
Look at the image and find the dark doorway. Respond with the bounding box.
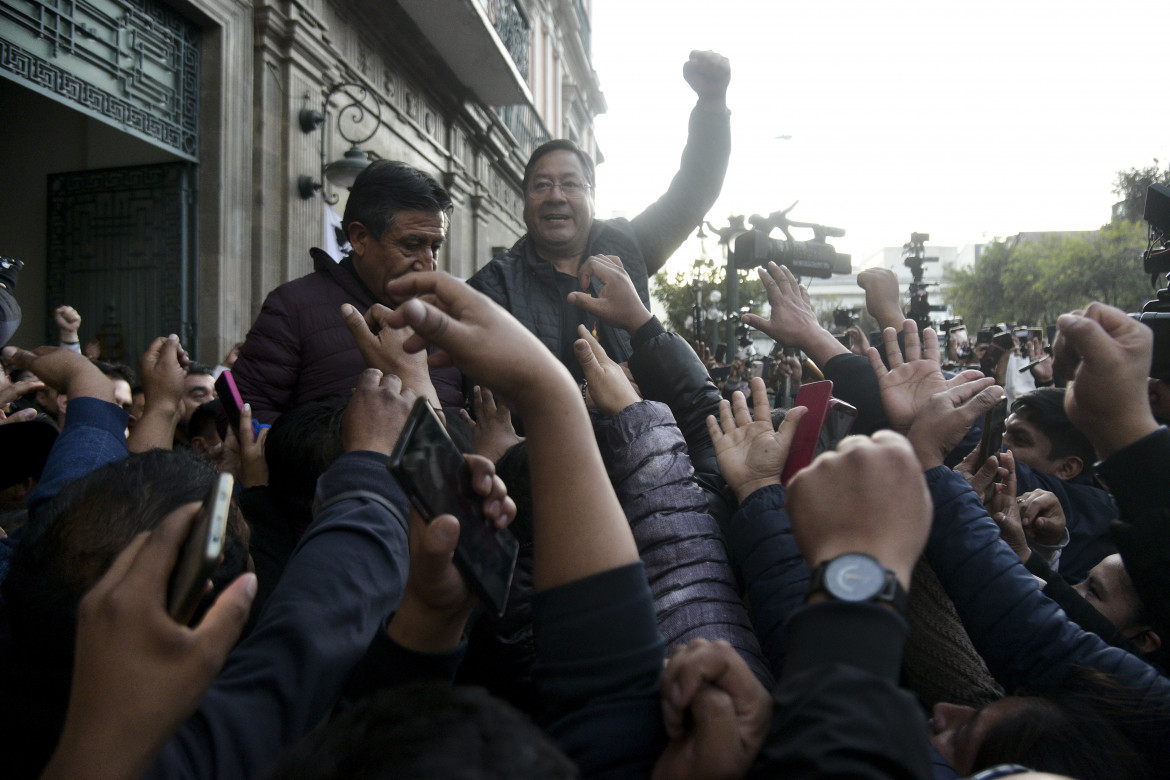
[46,162,197,363]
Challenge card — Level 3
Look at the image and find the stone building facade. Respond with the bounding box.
[0,0,604,362]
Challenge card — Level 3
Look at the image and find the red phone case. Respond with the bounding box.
[780,380,834,486]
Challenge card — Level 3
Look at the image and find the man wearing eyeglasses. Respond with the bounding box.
[469,50,731,378]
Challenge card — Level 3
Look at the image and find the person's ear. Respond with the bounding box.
[190,436,210,455]
[1052,455,1083,481]
[348,221,371,257]
[1130,627,1162,655]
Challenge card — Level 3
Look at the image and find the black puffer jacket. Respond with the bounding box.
[468,107,731,371]
[627,317,732,522]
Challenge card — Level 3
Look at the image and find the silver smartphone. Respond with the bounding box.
[167,472,234,623]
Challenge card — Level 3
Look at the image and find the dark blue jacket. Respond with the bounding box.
[923,466,1169,701]
[722,484,806,679]
[144,450,411,779]
[1015,460,1117,582]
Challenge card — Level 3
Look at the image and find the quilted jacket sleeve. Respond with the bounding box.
[232,286,301,424]
[605,400,771,685]
[627,319,731,519]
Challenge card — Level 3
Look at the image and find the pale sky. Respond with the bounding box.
[589,0,1170,276]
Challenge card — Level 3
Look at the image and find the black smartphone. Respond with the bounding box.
[710,365,731,381]
[836,334,852,349]
[168,472,234,623]
[816,398,858,455]
[976,398,1008,466]
[388,398,519,616]
[714,343,727,363]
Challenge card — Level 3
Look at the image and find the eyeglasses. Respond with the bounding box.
[525,180,592,200]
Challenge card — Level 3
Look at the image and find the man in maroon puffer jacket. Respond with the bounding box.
[232,161,462,423]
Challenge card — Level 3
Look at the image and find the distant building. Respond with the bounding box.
[1,0,603,361]
[801,243,984,331]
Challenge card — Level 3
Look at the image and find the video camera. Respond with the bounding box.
[832,307,860,330]
[903,232,947,332]
[1133,182,1170,377]
[732,202,851,279]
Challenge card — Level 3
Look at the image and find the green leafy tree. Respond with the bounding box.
[945,161,1163,328]
[945,221,1152,327]
[651,257,766,344]
[1113,160,1170,222]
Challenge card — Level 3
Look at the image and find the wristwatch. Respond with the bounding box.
[806,553,908,615]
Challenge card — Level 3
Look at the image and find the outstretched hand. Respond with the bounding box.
[342,303,439,409]
[987,450,1030,563]
[856,267,904,331]
[653,638,771,780]
[567,255,652,334]
[905,375,1003,471]
[458,386,524,463]
[955,449,1004,499]
[683,50,731,108]
[741,262,819,349]
[1018,489,1067,548]
[3,344,115,403]
[140,335,186,414]
[692,340,717,370]
[0,376,43,426]
[342,370,418,456]
[787,431,931,590]
[41,504,256,780]
[706,376,806,504]
[380,272,574,413]
[1024,337,1053,384]
[388,453,515,653]
[868,320,985,433]
[574,324,641,417]
[127,334,189,453]
[1051,302,1158,458]
[54,305,81,339]
[845,325,870,356]
[235,403,269,488]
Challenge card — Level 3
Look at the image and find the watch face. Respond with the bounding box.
[824,553,886,602]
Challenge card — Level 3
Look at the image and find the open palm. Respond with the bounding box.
[706,378,805,503]
[869,321,984,432]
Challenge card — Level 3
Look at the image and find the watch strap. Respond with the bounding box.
[807,554,909,615]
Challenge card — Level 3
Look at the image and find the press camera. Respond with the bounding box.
[1132,183,1170,377]
[732,202,851,278]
